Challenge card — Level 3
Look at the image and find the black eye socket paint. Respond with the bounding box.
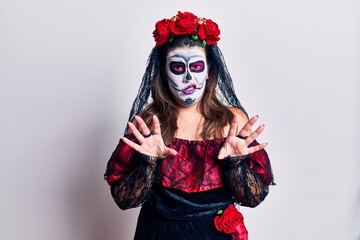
[169,61,186,75]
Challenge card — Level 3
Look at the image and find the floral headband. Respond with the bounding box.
[152,11,221,47]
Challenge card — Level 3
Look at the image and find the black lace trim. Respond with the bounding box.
[220,155,269,208]
[110,151,162,210]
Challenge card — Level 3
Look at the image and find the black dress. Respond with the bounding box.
[104,136,274,240]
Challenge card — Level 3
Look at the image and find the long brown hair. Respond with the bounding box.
[138,36,235,144]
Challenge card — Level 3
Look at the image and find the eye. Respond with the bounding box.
[189,61,205,72]
[169,62,185,75]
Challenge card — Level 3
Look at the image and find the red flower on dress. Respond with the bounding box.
[214,205,244,234]
[152,11,221,46]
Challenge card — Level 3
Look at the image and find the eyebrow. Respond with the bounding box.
[167,54,205,61]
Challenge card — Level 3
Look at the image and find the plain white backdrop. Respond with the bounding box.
[1,0,359,239]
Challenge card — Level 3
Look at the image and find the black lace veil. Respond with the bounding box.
[125,43,247,134]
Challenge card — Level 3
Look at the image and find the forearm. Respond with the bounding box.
[221,155,269,208]
[110,152,161,210]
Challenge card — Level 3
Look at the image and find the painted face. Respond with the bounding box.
[165,47,208,106]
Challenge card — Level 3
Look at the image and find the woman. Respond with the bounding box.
[104,11,275,240]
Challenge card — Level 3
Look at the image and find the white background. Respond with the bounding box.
[1,0,359,239]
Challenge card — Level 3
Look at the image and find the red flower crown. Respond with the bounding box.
[152,11,221,47]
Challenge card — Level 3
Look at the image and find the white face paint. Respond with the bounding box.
[165,47,208,106]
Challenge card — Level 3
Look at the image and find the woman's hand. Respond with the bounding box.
[218,115,268,159]
[122,115,178,158]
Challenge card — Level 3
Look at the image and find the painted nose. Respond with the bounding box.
[185,71,192,81]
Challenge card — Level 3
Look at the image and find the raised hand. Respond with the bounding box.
[218,115,268,160]
[122,115,178,158]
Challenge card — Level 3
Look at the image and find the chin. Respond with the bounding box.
[176,97,201,107]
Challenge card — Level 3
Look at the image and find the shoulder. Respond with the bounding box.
[228,107,248,126]
[223,107,249,135]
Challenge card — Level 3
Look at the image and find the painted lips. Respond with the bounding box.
[181,84,196,95]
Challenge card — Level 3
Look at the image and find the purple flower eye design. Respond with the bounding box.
[189,61,205,73]
[169,62,186,75]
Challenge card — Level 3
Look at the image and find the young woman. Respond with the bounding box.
[104,11,275,240]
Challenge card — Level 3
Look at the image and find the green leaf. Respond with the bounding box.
[168,36,174,42]
[202,40,206,48]
[191,35,198,40]
[217,210,223,215]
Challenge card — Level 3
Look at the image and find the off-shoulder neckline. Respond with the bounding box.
[171,137,226,145]
[125,133,226,145]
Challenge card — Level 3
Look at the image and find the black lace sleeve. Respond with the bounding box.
[110,151,162,210]
[221,155,270,208]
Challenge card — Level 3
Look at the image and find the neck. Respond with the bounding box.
[177,101,201,118]
[175,101,204,140]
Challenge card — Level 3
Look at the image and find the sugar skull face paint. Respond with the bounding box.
[165,47,208,106]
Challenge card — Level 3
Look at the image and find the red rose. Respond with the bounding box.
[153,18,172,46]
[214,205,244,234]
[170,11,198,35]
[152,12,221,46]
[198,19,220,45]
